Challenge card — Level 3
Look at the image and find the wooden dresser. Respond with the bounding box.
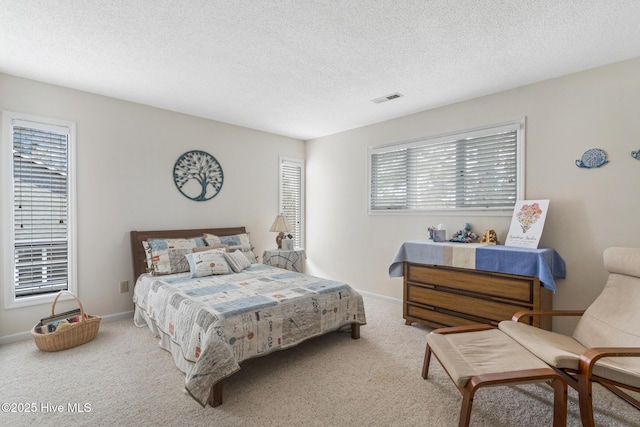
[403,262,552,330]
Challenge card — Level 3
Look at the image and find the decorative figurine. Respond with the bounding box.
[449,223,478,243]
[480,229,499,245]
[576,148,608,169]
[427,226,436,240]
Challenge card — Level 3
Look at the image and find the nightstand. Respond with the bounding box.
[262,249,306,272]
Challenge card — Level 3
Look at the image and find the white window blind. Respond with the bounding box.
[4,112,76,302]
[369,121,524,213]
[279,157,304,248]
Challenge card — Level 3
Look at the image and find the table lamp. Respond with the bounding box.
[270,214,292,249]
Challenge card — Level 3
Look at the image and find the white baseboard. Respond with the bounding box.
[0,310,134,346]
[355,289,402,305]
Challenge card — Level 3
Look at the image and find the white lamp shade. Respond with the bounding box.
[270,215,292,233]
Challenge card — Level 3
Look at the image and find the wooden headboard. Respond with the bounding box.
[130,226,247,282]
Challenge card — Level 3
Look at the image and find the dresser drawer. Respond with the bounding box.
[407,263,534,304]
[403,261,551,330]
[406,303,489,328]
[407,284,530,323]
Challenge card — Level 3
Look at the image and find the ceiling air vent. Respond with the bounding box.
[372,92,403,104]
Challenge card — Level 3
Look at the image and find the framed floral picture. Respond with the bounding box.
[505,200,550,249]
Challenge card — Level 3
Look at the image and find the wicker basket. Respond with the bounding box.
[31,291,101,352]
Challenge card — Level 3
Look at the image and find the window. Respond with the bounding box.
[368,120,524,214]
[279,157,304,249]
[3,111,76,308]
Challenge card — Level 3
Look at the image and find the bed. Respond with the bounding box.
[130,227,366,407]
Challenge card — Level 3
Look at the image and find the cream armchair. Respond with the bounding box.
[423,247,640,427]
[499,247,640,426]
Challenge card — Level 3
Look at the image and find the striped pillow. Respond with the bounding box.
[223,250,252,273]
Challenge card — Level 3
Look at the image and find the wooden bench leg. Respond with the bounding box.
[577,374,595,427]
[422,344,432,379]
[550,377,568,427]
[459,369,567,427]
[459,388,474,427]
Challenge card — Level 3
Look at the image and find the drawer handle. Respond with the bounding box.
[408,282,436,289]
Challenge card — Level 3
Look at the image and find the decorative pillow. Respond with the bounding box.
[240,250,256,264]
[147,237,206,275]
[204,233,258,263]
[239,248,258,263]
[185,249,231,277]
[192,244,227,253]
[223,250,252,273]
[142,241,153,270]
[204,233,251,248]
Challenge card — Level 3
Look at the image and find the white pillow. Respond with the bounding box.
[240,248,259,263]
[192,245,226,253]
[204,233,251,249]
[185,249,231,277]
[142,241,153,270]
[147,237,205,275]
[223,250,252,273]
[204,233,259,263]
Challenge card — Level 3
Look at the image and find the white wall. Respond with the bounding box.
[3,58,639,339]
[0,74,304,338]
[305,58,640,335]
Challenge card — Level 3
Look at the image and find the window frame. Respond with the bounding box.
[278,156,305,249]
[3,111,77,309]
[367,119,525,216]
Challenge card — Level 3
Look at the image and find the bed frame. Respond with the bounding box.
[129,226,361,407]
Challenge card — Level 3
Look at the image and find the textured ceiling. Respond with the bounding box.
[2,1,640,140]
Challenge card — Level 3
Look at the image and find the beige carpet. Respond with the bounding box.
[1,296,638,427]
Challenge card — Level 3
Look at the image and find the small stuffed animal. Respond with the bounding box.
[480,229,499,245]
[450,223,478,243]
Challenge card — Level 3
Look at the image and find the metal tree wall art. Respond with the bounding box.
[173,150,224,201]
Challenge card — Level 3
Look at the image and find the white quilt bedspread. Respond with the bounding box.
[133,264,366,405]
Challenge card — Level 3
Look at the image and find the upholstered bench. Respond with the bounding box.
[423,324,567,427]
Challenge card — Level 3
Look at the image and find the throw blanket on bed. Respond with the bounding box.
[133,264,366,405]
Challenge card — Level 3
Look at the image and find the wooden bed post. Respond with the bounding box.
[209,380,223,407]
[351,323,360,339]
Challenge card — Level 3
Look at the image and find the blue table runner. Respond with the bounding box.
[389,241,565,292]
